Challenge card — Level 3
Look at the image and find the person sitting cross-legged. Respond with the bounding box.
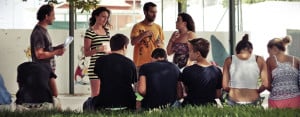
[137,48,182,110]
[0,74,12,111]
[181,38,223,106]
[15,62,61,111]
[83,33,137,111]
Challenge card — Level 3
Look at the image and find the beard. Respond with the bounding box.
[47,19,54,25]
[145,13,155,22]
[146,16,155,22]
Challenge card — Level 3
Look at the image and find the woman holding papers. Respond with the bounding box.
[83,7,111,97]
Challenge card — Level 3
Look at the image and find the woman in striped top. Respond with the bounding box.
[84,7,111,97]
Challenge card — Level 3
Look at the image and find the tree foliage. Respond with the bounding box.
[42,0,99,13]
[66,0,100,13]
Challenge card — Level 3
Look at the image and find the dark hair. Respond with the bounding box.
[143,2,157,12]
[235,34,253,54]
[188,38,210,58]
[89,7,111,28]
[151,48,167,60]
[37,4,54,21]
[267,35,292,51]
[110,33,129,51]
[178,13,195,32]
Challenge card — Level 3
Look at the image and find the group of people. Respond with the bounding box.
[0,2,300,112]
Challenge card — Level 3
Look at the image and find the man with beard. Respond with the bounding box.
[130,2,165,69]
[15,4,65,111]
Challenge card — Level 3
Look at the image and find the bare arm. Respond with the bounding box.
[166,31,177,55]
[257,56,269,93]
[177,82,184,99]
[216,89,222,98]
[188,31,196,40]
[90,79,100,97]
[222,57,231,92]
[49,78,58,97]
[137,75,146,96]
[131,31,153,45]
[83,38,106,57]
[266,57,274,91]
[35,48,64,60]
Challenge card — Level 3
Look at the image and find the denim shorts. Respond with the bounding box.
[227,97,262,106]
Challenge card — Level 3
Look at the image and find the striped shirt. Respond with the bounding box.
[84,28,110,79]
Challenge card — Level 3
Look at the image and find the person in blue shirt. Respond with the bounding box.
[0,74,12,110]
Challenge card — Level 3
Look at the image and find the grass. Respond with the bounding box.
[1,105,300,117]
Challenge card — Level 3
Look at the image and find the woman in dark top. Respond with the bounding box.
[166,13,196,69]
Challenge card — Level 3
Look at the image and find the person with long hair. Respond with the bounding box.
[166,13,196,69]
[222,34,269,106]
[83,7,111,97]
[267,36,300,108]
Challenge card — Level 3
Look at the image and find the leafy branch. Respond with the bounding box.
[67,0,100,13]
[40,0,99,13]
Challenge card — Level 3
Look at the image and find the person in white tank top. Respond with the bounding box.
[222,34,269,106]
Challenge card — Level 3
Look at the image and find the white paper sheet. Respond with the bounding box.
[64,36,74,48]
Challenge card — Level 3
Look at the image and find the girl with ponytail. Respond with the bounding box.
[267,35,300,108]
[222,34,269,106]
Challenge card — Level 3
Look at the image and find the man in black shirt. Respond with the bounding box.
[180,38,223,106]
[15,62,60,110]
[83,34,137,111]
[137,48,181,109]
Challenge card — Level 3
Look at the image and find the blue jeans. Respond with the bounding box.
[83,97,95,111]
[227,97,262,106]
[0,74,12,105]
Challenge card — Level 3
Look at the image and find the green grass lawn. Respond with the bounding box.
[1,105,300,117]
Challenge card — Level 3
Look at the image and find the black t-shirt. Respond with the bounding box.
[93,53,137,109]
[15,62,55,104]
[139,60,181,109]
[180,64,222,106]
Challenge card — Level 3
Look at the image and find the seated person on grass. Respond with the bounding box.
[180,38,223,106]
[0,74,12,111]
[137,48,182,109]
[83,34,137,111]
[15,62,61,111]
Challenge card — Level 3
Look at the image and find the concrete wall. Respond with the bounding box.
[0,29,242,95]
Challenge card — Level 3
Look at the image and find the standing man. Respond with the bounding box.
[130,2,165,68]
[83,34,137,111]
[137,48,181,109]
[30,4,65,98]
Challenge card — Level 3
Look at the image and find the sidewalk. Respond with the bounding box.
[10,94,90,112]
[59,94,89,111]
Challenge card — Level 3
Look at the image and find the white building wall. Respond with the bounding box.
[0,29,240,94]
